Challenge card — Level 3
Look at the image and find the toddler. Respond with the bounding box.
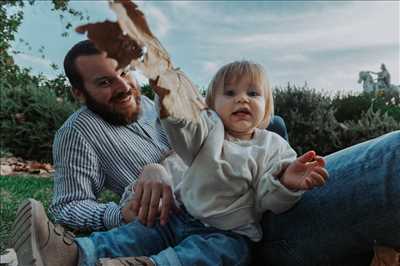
[88,60,328,266]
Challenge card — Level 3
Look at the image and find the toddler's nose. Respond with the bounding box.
[236,94,249,103]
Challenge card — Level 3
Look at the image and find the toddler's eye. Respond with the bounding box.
[224,89,235,96]
[248,90,259,97]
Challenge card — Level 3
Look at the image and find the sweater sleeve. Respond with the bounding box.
[49,126,122,231]
[160,110,214,166]
[254,137,303,214]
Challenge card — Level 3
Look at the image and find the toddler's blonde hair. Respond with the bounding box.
[206,60,274,128]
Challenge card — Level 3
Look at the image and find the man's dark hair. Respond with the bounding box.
[64,40,101,90]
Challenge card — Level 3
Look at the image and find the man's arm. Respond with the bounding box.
[49,126,122,231]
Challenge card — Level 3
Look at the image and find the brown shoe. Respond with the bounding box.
[9,199,78,266]
[97,256,155,266]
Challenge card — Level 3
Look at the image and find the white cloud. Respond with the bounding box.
[11,1,399,93]
[274,54,309,63]
[13,53,53,69]
[13,53,57,79]
[138,4,171,37]
[202,61,220,76]
[215,2,398,53]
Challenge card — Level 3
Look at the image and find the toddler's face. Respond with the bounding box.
[214,75,265,140]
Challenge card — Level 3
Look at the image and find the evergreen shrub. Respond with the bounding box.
[273,85,399,156]
[273,85,342,155]
[0,70,78,162]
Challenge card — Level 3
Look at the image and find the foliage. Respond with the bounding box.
[273,85,400,156]
[0,0,79,162]
[338,107,400,148]
[274,85,342,155]
[141,83,155,100]
[333,91,400,122]
[332,93,373,122]
[0,72,78,162]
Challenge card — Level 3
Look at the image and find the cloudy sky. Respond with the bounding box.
[10,1,399,94]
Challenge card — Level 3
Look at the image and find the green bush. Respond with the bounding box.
[333,91,400,122]
[273,85,399,156]
[332,93,373,122]
[370,90,400,122]
[141,83,155,100]
[274,85,342,155]
[0,70,78,162]
[338,107,400,148]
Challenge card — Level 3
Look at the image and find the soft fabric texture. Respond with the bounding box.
[161,109,303,241]
[255,131,400,265]
[76,211,250,266]
[50,96,171,230]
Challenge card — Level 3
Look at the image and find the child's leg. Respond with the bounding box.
[151,232,250,266]
[150,213,251,266]
[76,219,174,266]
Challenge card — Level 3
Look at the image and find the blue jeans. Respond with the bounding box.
[266,115,289,141]
[76,210,250,266]
[255,130,400,266]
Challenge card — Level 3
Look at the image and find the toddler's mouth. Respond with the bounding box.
[232,108,251,116]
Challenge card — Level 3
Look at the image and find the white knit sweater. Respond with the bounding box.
[161,109,303,240]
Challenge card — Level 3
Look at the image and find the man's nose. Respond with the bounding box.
[114,76,131,92]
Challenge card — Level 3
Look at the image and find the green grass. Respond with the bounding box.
[0,175,119,255]
[0,175,53,254]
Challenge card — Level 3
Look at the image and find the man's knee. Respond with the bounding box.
[267,115,288,141]
[380,130,400,146]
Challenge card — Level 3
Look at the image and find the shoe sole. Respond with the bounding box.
[10,199,45,266]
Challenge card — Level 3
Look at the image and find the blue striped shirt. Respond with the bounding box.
[49,96,170,231]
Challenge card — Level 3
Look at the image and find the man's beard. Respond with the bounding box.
[84,89,141,126]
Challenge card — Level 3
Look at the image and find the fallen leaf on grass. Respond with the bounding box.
[0,165,13,176]
[0,157,54,177]
[370,246,400,266]
[30,162,53,172]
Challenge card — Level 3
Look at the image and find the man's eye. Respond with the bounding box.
[98,80,112,87]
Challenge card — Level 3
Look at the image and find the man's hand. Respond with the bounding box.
[122,166,180,226]
[280,150,329,191]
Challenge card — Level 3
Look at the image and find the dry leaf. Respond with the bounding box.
[76,20,143,70]
[150,70,205,122]
[370,246,400,266]
[30,162,53,172]
[0,156,54,177]
[110,0,172,78]
[0,165,13,176]
[111,0,205,122]
[76,0,206,123]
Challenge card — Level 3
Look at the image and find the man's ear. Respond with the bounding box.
[71,88,86,103]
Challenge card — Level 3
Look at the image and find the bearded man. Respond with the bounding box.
[11,40,400,266]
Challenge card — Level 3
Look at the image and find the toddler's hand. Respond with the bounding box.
[280,150,329,191]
